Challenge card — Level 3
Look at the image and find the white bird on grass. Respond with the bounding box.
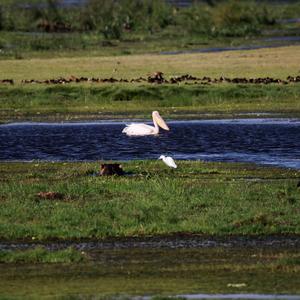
[122,111,169,136]
[159,155,177,168]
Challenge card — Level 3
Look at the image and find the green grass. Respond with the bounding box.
[0,161,300,241]
[274,253,300,271]
[1,83,300,122]
[2,45,300,81]
[0,43,299,121]
[0,0,299,60]
[0,29,226,60]
[0,246,86,263]
[1,44,300,122]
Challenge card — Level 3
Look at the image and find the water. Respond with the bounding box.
[1,118,300,169]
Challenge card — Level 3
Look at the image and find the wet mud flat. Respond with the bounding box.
[1,241,300,299]
[1,235,300,298]
[1,234,300,251]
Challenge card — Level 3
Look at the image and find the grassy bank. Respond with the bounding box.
[0,161,300,241]
[1,46,300,122]
[1,83,300,122]
[0,246,86,263]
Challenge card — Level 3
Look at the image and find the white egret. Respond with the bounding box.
[159,155,177,168]
[122,111,169,136]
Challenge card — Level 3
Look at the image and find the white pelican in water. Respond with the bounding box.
[159,155,177,168]
[122,111,169,136]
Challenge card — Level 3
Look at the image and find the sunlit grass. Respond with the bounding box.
[0,46,299,122]
[1,46,300,81]
[0,161,299,240]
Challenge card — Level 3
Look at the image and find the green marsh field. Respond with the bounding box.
[1,46,300,123]
[1,161,300,240]
[1,161,300,298]
[1,0,300,122]
[1,1,300,298]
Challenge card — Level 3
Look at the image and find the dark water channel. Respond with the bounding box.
[1,118,300,169]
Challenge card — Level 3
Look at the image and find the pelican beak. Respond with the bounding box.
[153,112,170,131]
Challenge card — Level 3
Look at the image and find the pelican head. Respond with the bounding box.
[152,111,169,131]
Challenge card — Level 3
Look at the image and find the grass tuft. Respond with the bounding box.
[0,247,86,263]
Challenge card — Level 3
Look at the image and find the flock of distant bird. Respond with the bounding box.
[122,111,177,169]
[1,74,300,86]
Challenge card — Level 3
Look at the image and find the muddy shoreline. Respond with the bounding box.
[1,112,300,125]
[1,234,300,251]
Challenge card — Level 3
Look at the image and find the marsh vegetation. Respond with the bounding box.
[0,246,300,298]
[0,2,300,299]
[1,45,300,122]
[0,0,299,58]
[0,161,299,240]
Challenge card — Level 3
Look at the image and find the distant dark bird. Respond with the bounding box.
[297,181,300,188]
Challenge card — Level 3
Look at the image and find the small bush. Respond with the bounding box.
[211,0,261,37]
[177,4,212,35]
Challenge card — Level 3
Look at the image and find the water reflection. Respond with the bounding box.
[1,119,300,169]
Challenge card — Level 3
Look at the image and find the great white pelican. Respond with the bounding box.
[122,111,170,136]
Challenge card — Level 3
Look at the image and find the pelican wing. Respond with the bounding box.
[122,123,156,136]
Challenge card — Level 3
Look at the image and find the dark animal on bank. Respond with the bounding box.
[100,164,124,176]
[36,191,64,200]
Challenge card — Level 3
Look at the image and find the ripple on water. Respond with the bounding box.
[0,119,300,169]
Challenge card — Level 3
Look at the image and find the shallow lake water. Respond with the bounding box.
[1,118,300,169]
